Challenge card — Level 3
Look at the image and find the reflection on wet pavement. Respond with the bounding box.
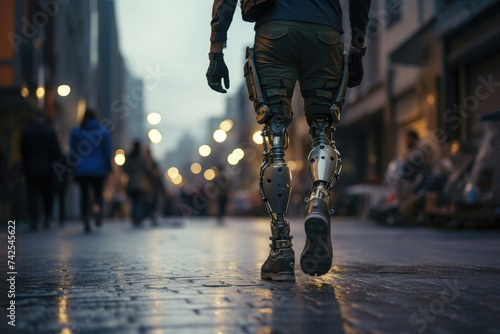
[0,218,499,333]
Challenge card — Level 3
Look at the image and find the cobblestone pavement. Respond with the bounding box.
[1,217,500,334]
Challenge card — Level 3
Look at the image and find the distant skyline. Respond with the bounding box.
[115,1,254,161]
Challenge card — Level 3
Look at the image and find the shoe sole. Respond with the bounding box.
[261,272,296,282]
[301,212,332,276]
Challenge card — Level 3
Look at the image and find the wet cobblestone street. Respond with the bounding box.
[1,217,500,334]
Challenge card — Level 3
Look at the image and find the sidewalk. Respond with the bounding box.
[1,217,500,333]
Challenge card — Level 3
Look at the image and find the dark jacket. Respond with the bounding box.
[210,0,371,45]
[122,152,155,194]
[21,120,62,178]
[69,119,112,178]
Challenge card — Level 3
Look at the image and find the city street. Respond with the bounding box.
[1,217,500,334]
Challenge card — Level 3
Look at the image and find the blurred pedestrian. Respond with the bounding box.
[21,110,63,230]
[212,165,231,224]
[53,153,69,226]
[69,108,112,232]
[143,146,164,226]
[122,141,155,226]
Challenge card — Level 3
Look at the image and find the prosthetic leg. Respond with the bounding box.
[245,47,295,281]
[258,119,295,281]
[300,52,348,276]
[300,118,342,275]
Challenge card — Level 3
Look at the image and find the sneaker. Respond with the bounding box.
[261,247,295,282]
[300,198,333,276]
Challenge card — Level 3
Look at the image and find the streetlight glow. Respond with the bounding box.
[167,167,179,179]
[148,129,162,143]
[213,129,227,143]
[191,163,202,174]
[114,153,125,166]
[171,174,183,185]
[219,119,233,132]
[199,145,211,157]
[227,154,239,165]
[232,148,244,160]
[147,112,161,125]
[204,169,216,181]
[20,87,29,98]
[57,85,71,97]
[36,86,45,99]
[253,131,263,145]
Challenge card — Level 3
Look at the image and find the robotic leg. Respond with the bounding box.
[258,118,295,281]
[245,47,295,281]
[300,117,343,276]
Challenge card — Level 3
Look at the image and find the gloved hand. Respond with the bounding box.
[347,46,366,88]
[206,52,230,93]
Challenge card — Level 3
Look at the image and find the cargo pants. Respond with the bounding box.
[254,20,344,125]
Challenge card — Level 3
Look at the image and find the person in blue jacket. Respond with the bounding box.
[69,108,112,232]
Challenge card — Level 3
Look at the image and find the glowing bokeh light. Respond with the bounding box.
[167,167,180,179]
[219,119,233,132]
[191,163,202,174]
[204,169,216,181]
[148,129,162,143]
[253,131,263,145]
[199,145,211,157]
[147,112,161,125]
[20,87,29,98]
[213,129,227,143]
[114,153,125,166]
[36,86,45,99]
[57,85,71,97]
[227,154,239,165]
[171,174,183,185]
[232,148,244,160]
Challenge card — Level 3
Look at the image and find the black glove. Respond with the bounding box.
[347,46,366,88]
[206,52,230,93]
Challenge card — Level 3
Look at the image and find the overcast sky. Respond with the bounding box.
[115,1,254,160]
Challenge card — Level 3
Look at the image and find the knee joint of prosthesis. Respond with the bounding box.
[258,117,293,249]
[307,117,343,202]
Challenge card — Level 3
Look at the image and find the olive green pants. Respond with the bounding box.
[254,20,344,125]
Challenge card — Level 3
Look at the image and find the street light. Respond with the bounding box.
[228,148,244,165]
[191,163,202,174]
[57,85,71,97]
[232,148,244,160]
[213,129,227,143]
[147,112,161,125]
[36,86,45,99]
[219,119,233,132]
[227,154,239,165]
[114,149,125,166]
[148,129,162,143]
[253,131,263,145]
[167,167,179,179]
[20,86,29,98]
[199,145,211,157]
[204,168,216,181]
[171,174,183,186]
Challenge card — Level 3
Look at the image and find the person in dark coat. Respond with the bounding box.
[69,108,112,232]
[21,111,63,230]
[122,141,155,226]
